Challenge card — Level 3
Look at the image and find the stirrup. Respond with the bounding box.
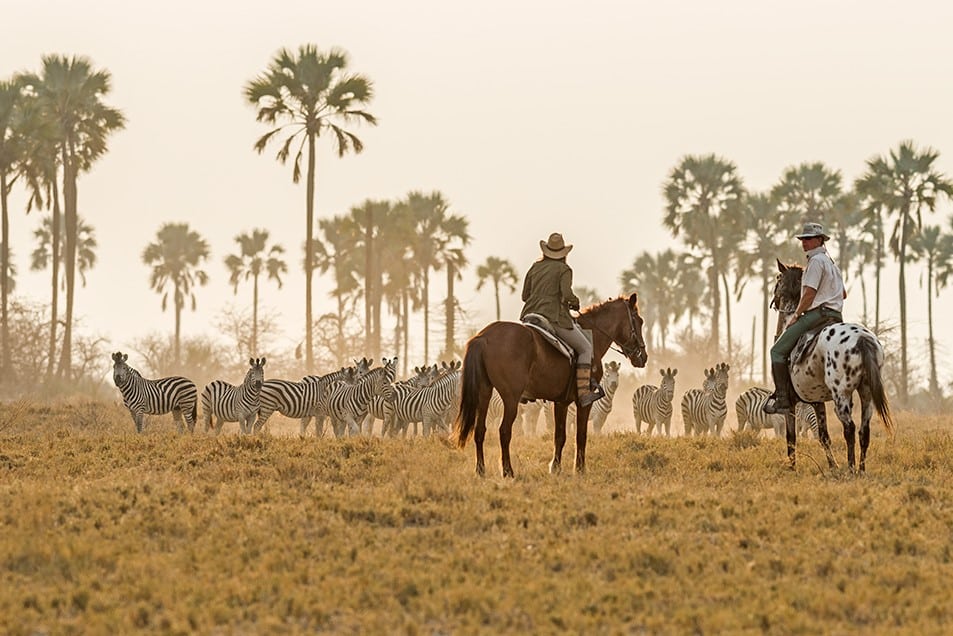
[762,396,793,415]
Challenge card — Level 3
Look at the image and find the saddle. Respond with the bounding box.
[790,316,843,366]
[521,313,575,362]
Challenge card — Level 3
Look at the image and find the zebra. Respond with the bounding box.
[631,367,677,436]
[253,376,326,435]
[367,364,437,437]
[681,362,729,436]
[384,361,461,437]
[540,360,622,435]
[735,386,819,438]
[299,362,371,436]
[325,357,398,437]
[202,357,266,435]
[111,351,198,433]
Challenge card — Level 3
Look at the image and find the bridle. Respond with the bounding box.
[586,300,647,366]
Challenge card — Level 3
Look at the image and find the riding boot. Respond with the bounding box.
[763,361,795,415]
[576,364,602,408]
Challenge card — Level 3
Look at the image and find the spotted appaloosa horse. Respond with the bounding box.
[454,294,648,477]
[773,260,893,472]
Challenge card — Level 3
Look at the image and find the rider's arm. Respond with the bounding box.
[560,269,580,310]
[521,272,531,302]
[794,286,818,319]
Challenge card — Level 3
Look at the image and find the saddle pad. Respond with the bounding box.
[521,318,574,361]
[791,317,842,365]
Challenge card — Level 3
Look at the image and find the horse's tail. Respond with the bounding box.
[860,336,894,435]
[455,337,487,448]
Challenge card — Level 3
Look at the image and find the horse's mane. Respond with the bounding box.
[578,295,631,316]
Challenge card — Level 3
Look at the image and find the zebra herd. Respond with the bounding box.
[631,362,817,438]
[111,351,816,438]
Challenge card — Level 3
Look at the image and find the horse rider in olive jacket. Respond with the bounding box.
[520,232,602,407]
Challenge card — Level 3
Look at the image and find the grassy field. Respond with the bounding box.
[1,401,952,634]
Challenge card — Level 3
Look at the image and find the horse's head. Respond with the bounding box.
[772,259,803,315]
[601,292,647,368]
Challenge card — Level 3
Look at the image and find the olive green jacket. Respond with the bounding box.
[519,257,580,329]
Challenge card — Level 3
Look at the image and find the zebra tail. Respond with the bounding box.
[860,336,893,435]
[455,337,486,448]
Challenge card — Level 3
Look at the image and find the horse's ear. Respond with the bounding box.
[777,258,787,273]
[627,292,638,307]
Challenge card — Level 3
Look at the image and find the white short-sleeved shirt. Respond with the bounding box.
[802,245,845,312]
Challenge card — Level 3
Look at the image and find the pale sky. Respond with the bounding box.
[4,0,953,386]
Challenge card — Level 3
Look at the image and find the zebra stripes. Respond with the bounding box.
[735,386,819,437]
[326,357,398,437]
[383,361,461,436]
[111,351,198,433]
[681,363,729,436]
[202,357,266,435]
[631,367,677,436]
[254,377,324,435]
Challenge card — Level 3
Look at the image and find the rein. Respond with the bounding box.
[582,301,645,362]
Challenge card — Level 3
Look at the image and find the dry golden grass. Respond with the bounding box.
[1,401,952,634]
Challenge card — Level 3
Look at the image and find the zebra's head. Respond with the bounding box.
[245,357,266,392]
[659,367,677,399]
[603,361,621,393]
[713,362,730,396]
[112,351,132,386]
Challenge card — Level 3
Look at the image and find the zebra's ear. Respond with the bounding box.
[260,357,267,367]
[672,369,678,376]
[249,358,254,366]
[123,354,128,362]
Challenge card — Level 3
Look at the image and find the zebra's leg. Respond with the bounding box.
[632,408,642,435]
[172,409,184,434]
[131,409,145,434]
[549,401,569,475]
[298,416,312,437]
[833,393,857,472]
[254,408,274,435]
[183,401,197,434]
[812,402,836,468]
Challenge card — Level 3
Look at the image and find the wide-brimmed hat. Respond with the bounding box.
[540,232,573,258]
[795,222,831,241]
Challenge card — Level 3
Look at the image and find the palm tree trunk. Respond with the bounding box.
[304,133,316,373]
[365,207,373,357]
[47,181,61,380]
[336,290,345,367]
[874,216,882,332]
[721,272,732,364]
[927,259,938,398]
[174,286,182,367]
[898,210,910,404]
[709,258,721,355]
[373,249,383,359]
[58,143,78,381]
[493,279,501,322]
[761,269,769,384]
[445,263,455,357]
[0,171,10,382]
[252,273,259,356]
[402,290,409,374]
[423,269,430,363]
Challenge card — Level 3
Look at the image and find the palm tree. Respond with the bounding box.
[378,204,420,374]
[245,45,376,372]
[402,191,470,363]
[19,55,125,380]
[224,229,287,357]
[347,199,392,359]
[30,213,97,288]
[142,223,210,367]
[312,214,362,365]
[476,256,518,321]
[771,162,843,223]
[16,90,62,380]
[438,215,470,358]
[855,141,953,403]
[0,79,23,380]
[908,225,953,401]
[663,154,745,354]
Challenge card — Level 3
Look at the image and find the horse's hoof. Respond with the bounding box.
[549,460,561,475]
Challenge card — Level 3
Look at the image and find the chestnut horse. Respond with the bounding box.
[454,293,647,477]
